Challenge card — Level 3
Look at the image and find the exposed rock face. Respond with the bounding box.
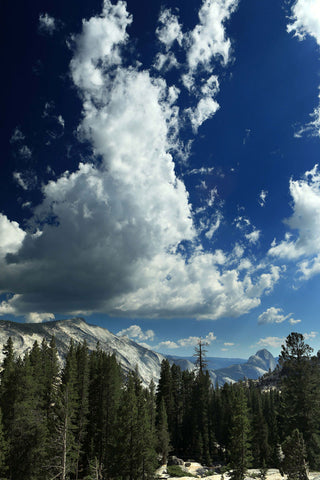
[0,318,277,387]
[209,349,277,387]
[0,317,165,386]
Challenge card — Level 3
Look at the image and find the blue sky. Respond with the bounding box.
[1,0,320,358]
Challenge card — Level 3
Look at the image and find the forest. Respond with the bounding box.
[0,332,318,480]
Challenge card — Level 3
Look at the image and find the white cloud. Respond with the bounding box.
[287,0,320,43]
[259,189,268,207]
[257,336,285,349]
[245,228,260,244]
[289,318,301,325]
[269,165,320,279]
[288,0,320,138]
[39,13,57,35]
[117,325,155,341]
[0,0,281,320]
[156,331,216,351]
[258,307,292,325]
[185,0,239,76]
[156,9,183,50]
[303,331,318,340]
[224,342,234,346]
[26,312,55,323]
[0,214,26,260]
[157,340,179,349]
[13,172,29,191]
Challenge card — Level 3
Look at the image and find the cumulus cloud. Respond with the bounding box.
[288,0,320,137]
[257,336,285,349]
[26,312,55,323]
[156,340,179,350]
[269,165,320,280]
[117,325,155,341]
[156,9,183,50]
[224,342,234,346]
[39,13,57,35]
[287,0,320,43]
[0,214,26,260]
[258,307,293,325]
[245,228,260,244]
[185,0,239,78]
[0,0,281,320]
[156,331,216,351]
[303,331,318,340]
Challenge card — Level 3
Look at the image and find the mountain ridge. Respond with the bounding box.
[0,317,277,386]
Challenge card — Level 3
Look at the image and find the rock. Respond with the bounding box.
[168,456,184,466]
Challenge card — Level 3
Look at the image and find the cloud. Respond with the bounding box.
[258,307,292,325]
[26,312,55,323]
[10,127,25,143]
[259,190,268,207]
[224,342,234,346]
[156,9,183,50]
[39,13,57,35]
[289,318,301,325]
[303,331,318,340]
[117,325,155,341]
[245,228,260,244]
[185,0,239,76]
[156,340,179,349]
[18,145,32,159]
[287,0,320,43]
[288,0,320,138]
[269,165,320,279]
[13,172,29,191]
[0,214,26,260]
[156,331,216,351]
[0,0,281,320]
[257,336,285,349]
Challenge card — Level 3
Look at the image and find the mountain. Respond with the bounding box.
[209,349,277,387]
[0,317,165,386]
[0,318,277,387]
[167,355,247,371]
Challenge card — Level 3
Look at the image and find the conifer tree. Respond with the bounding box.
[279,332,320,468]
[228,384,252,480]
[50,340,79,480]
[0,408,8,479]
[282,429,308,480]
[157,398,171,464]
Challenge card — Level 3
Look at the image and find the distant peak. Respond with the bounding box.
[255,349,274,358]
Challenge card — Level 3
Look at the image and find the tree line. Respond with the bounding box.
[0,332,318,480]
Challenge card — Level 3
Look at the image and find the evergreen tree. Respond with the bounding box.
[50,340,79,480]
[86,349,122,478]
[228,384,252,480]
[0,408,8,479]
[279,332,320,468]
[157,398,171,464]
[282,429,308,480]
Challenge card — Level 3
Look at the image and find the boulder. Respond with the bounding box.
[167,456,184,466]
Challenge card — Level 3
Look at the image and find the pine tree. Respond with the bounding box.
[228,384,252,480]
[157,398,171,464]
[279,332,320,468]
[0,408,8,479]
[282,429,308,480]
[50,340,79,480]
[86,349,122,478]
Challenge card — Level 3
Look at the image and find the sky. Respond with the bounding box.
[1,0,320,358]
